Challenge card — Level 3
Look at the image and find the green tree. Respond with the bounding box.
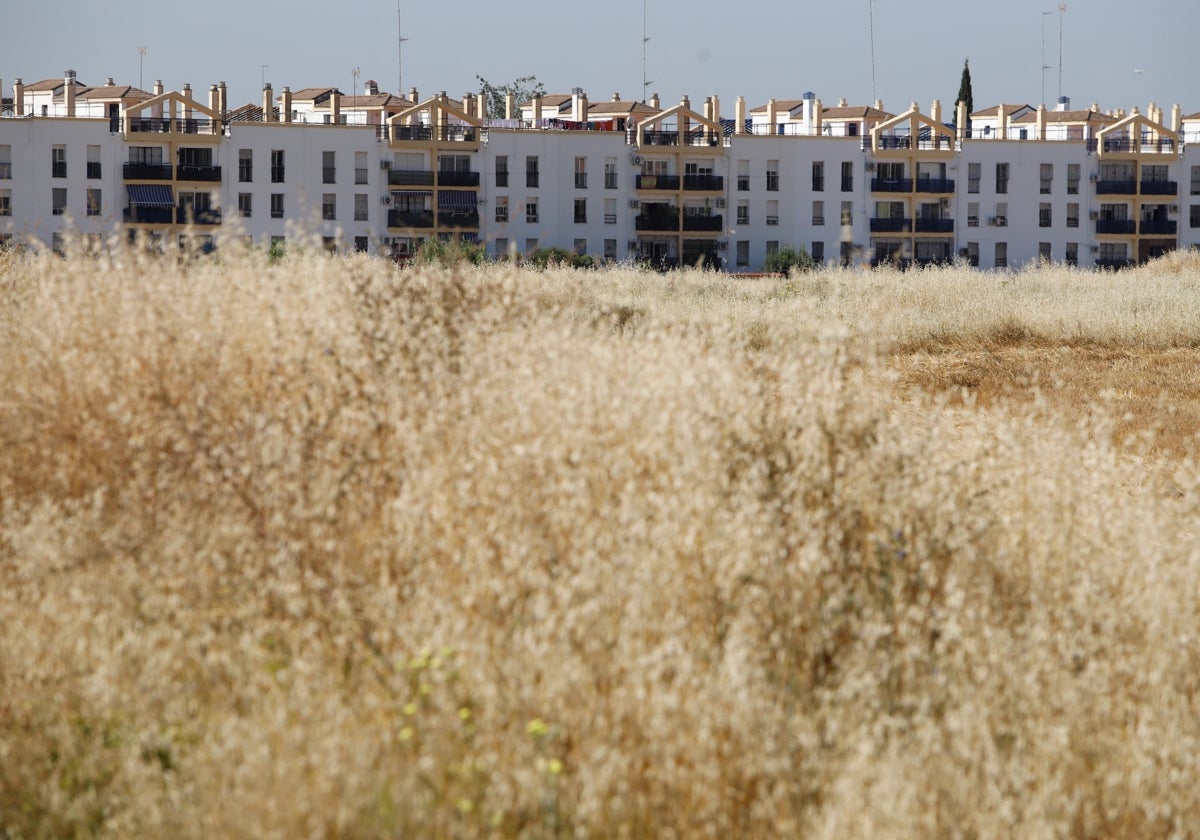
[475,74,546,120]
[763,246,815,275]
[956,59,974,126]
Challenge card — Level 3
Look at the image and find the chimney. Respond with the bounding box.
[1056,95,1070,112]
[367,79,378,95]
[735,95,746,134]
[505,89,515,120]
[839,97,848,108]
[802,91,815,135]
[219,81,227,115]
[153,80,164,119]
[680,95,690,138]
[873,98,883,112]
[462,92,473,118]
[956,100,968,143]
[106,77,115,86]
[181,82,192,123]
[438,91,448,137]
[930,99,941,123]
[612,92,621,102]
[330,88,341,123]
[281,87,293,123]
[532,93,542,123]
[703,96,712,121]
[814,98,823,135]
[998,103,1007,140]
[766,97,777,131]
[711,94,720,124]
[1036,104,1046,140]
[1172,103,1182,133]
[14,78,24,116]
[576,90,588,122]
[263,83,274,122]
[649,92,660,109]
[64,70,76,117]
[209,84,219,113]
[153,79,164,96]
[408,86,418,104]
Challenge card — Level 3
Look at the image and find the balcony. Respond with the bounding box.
[605,173,618,189]
[635,210,680,232]
[437,211,480,228]
[391,125,478,143]
[128,117,219,135]
[86,161,102,179]
[437,171,480,187]
[641,131,679,146]
[683,174,724,191]
[123,206,173,224]
[915,178,955,193]
[176,165,222,182]
[388,209,435,228]
[52,161,67,178]
[575,172,588,189]
[1140,180,1178,196]
[177,208,222,225]
[636,174,681,190]
[124,162,173,180]
[871,178,912,192]
[0,163,10,179]
[1101,136,1176,154]
[683,214,722,231]
[1096,180,1137,195]
[1096,219,1136,234]
[1140,219,1177,235]
[389,169,436,186]
[915,218,954,233]
[870,217,911,233]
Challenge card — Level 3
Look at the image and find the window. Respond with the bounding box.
[1099,242,1128,262]
[52,145,66,179]
[322,193,336,220]
[994,242,1007,268]
[86,189,101,217]
[766,160,779,191]
[573,238,587,255]
[604,238,617,260]
[355,151,368,185]
[1040,163,1053,194]
[967,201,979,227]
[322,151,336,184]
[994,202,1008,226]
[495,195,509,223]
[0,145,11,180]
[736,201,749,225]
[574,198,587,223]
[605,159,618,189]
[965,241,980,267]
[1067,163,1081,195]
[1039,202,1052,227]
[526,199,538,223]
[271,235,286,251]
[1067,202,1079,228]
[574,157,587,189]
[494,237,509,259]
[526,156,539,188]
[812,242,824,262]
[52,187,67,215]
[766,240,779,256]
[604,198,617,224]
[270,193,284,219]
[840,161,853,192]
[525,238,538,254]
[967,162,981,194]
[766,200,779,226]
[238,193,252,218]
[0,189,10,216]
[996,162,1009,194]
[812,200,824,225]
[322,236,337,253]
[737,160,750,191]
[812,161,825,192]
[239,149,253,182]
[178,147,212,168]
[129,146,163,165]
[353,236,369,253]
[86,145,101,179]
[736,240,749,267]
[1037,241,1053,262]
[354,193,368,221]
[841,201,853,225]
[1065,242,1078,266]
[271,150,285,183]
[1191,205,1200,228]
[496,156,508,187]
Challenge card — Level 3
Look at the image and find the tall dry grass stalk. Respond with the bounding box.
[2,244,1200,837]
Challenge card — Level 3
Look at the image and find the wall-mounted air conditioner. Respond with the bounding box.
[629,199,641,209]
[632,155,643,165]
[716,198,726,208]
[381,160,391,169]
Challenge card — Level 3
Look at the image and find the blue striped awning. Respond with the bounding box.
[393,190,431,197]
[437,190,477,210]
[126,184,174,206]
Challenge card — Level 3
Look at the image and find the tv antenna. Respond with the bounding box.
[642,0,653,103]
[868,0,877,102]
[397,0,410,95]
[1058,3,1067,99]
[1041,11,1052,105]
[138,46,148,90]
[352,65,361,99]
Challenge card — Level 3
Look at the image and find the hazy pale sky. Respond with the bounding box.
[5,0,1198,115]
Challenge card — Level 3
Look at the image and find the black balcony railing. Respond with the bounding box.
[1096,219,1136,234]
[637,174,681,190]
[437,171,480,187]
[495,172,509,187]
[635,211,680,231]
[683,174,724,191]
[683,214,723,231]
[916,178,955,193]
[177,164,222,182]
[86,161,102,179]
[1096,179,1137,194]
[0,163,11,179]
[1140,219,1178,235]
[874,135,912,150]
[870,217,911,233]
[605,173,618,189]
[391,125,478,142]
[915,218,954,233]
[123,206,173,224]
[129,117,219,134]
[177,208,222,225]
[389,169,436,186]
[437,211,480,228]
[52,161,67,178]
[575,172,588,189]
[392,126,434,141]
[871,178,912,192]
[642,130,679,146]
[388,209,435,228]
[1102,136,1176,154]
[1140,181,1178,195]
[124,162,173,180]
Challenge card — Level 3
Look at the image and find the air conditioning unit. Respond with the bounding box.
[996,216,1007,226]
[1170,204,1179,214]
[381,160,392,169]
[718,241,728,251]
[716,197,726,208]
[632,155,644,165]
[1089,210,1098,220]
[865,162,876,171]
[629,199,641,209]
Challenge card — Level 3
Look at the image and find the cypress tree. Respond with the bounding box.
[956,59,974,124]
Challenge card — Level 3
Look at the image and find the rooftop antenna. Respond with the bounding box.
[868,0,877,102]
[642,0,652,103]
[352,65,361,99]
[397,0,409,95]
[260,64,268,91]
[138,46,148,90]
[1058,3,1066,99]
[1041,11,1052,105]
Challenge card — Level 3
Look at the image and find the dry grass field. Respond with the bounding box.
[3,242,1200,838]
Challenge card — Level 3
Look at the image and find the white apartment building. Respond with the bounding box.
[4,70,1200,271]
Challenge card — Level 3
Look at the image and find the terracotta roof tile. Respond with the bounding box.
[971,103,1033,118]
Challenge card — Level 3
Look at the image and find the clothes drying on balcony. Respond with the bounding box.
[438,190,477,210]
[126,184,174,206]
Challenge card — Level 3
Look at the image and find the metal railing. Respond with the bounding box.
[1096,219,1136,234]
[123,206,173,224]
[765,173,779,191]
[870,217,911,233]
[388,169,435,186]
[0,163,11,179]
[1140,219,1177,235]
[634,212,679,231]
[1096,179,1137,194]
[124,162,173,180]
[1140,181,1178,195]
[438,211,480,228]
[437,171,480,187]
[914,218,954,233]
[683,174,724,191]
[605,173,618,189]
[682,214,722,231]
[871,178,912,192]
[915,177,955,193]
[177,208,222,225]
[636,174,680,190]
[604,213,617,224]
[86,161,102,179]
[127,117,220,135]
[1095,258,1136,270]
[575,172,588,189]
[388,209,435,228]
[177,165,222,182]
